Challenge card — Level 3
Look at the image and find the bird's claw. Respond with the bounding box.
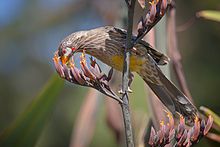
[118,87,133,94]
[118,89,124,94]
[118,72,134,94]
[128,87,133,93]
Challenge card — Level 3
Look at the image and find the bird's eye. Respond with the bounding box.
[62,49,66,54]
[63,47,72,56]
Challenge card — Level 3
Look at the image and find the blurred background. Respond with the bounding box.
[0,0,220,146]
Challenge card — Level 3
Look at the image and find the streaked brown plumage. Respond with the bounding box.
[58,26,198,123]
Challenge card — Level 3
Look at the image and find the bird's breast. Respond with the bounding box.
[111,55,145,72]
[85,48,145,72]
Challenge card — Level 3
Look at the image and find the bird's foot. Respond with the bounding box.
[118,89,124,94]
[118,87,133,94]
[128,72,134,93]
[128,87,133,93]
[118,72,134,94]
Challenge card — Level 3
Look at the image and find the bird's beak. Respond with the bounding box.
[60,48,78,64]
[60,55,69,64]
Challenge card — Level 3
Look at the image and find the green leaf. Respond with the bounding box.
[197,10,220,22]
[0,74,64,147]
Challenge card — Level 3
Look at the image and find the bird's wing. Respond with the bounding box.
[139,54,198,125]
[107,26,169,65]
[139,40,169,65]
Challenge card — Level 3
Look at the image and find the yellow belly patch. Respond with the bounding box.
[111,55,144,72]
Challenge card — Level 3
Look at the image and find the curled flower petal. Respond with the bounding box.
[160,0,167,15]
[53,52,65,78]
[204,115,213,135]
[90,56,102,73]
[149,127,156,146]
[164,109,174,130]
[90,64,104,79]
[89,56,96,67]
[63,64,72,81]
[70,63,86,85]
[200,119,206,134]
[137,17,146,37]
[177,114,185,140]
[89,58,104,79]
[168,128,175,142]
[191,116,200,142]
[177,129,187,146]
[183,130,192,147]
[147,2,157,23]
[80,53,96,80]
[158,121,165,143]
[153,134,159,146]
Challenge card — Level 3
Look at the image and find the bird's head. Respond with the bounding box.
[58,33,85,64]
[58,45,76,64]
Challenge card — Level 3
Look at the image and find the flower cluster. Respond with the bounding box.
[137,0,172,40]
[148,112,213,147]
[53,50,123,103]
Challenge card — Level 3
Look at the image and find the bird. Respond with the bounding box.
[57,26,198,123]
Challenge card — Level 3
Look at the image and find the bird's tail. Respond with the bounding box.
[138,58,198,124]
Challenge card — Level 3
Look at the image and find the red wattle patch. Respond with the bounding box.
[71,47,76,51]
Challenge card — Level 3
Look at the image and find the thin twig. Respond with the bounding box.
[206,132,220,143]
[176,16,197,32]
[121,0,136,146]
[167,2,194,102]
